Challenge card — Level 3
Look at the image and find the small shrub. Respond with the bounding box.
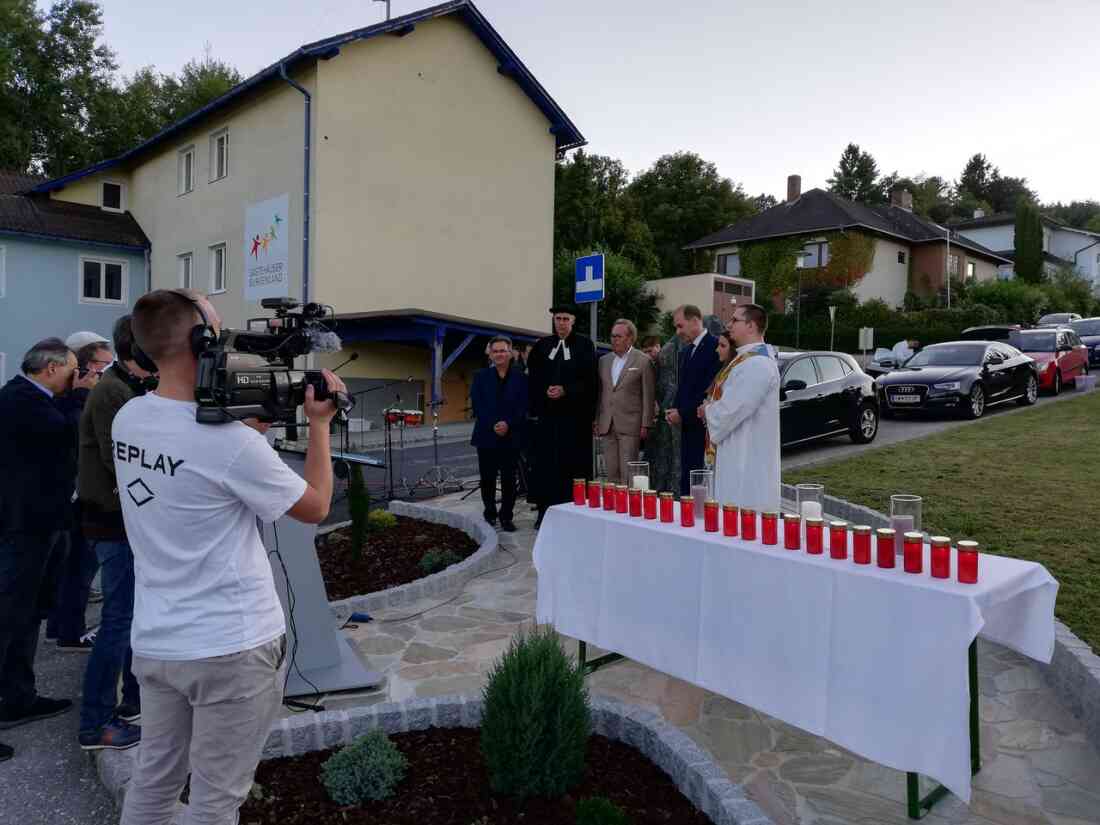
[480,625,591,799]
[419,549,460,575]
[367,509,397,533]
[320,730,407,805]
[576,796,631,825]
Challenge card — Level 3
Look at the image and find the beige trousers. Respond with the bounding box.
[602,422,641,484]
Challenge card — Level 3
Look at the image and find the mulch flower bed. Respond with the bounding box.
[317,516,480,600]
[240,727,712,825]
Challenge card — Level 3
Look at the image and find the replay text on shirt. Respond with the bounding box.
[113,440,185,476]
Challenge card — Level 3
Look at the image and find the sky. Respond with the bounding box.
[93,0,1100,204]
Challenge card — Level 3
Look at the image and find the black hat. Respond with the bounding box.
[549,302,579,316]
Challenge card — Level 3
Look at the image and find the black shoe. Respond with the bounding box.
[484,515,498,526]
[0,742,12,762]
[500,520,517,532]
[116,702,141,723]
[0,696,73,730]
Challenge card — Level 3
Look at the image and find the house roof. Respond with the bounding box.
[686,188,1010,263]
[31,1,584,196]
[950,211,1100,240]
[0,193,149,249]
[0,170,46,195]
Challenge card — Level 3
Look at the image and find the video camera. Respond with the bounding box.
[194,297,354,425]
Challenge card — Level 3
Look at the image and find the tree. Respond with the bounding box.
[956,153,1037,215]
[959,154,995,205]
[1088,214,1100,234]
[1045,200,1100,231]
[751,193,778,213]
[160,48,242,123]
[552,249,660,340]
[0,0,41,171]
[827,143,884,203]
[1015,199,1044,284]
[880,173,953,222]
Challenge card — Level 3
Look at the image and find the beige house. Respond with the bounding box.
[29,0,584,425]
[646,273,756,332]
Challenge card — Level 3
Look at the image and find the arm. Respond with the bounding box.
[704,358,779,446]
[286,370,342,524]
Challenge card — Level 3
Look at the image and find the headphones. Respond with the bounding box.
[132,290,218,374]
[111,361,159,394]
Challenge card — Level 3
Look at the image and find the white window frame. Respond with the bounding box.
[0,245,6,298]
[178,146,195,196]
[209,242,227,294]
[78,255,128,305]
[178,252,194,289]
[101,180,125,213]
[209,128,230,182]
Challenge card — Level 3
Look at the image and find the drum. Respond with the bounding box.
[403,410,423,426]
[384,409,403,425]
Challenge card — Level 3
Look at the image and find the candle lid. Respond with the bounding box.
[930,535,951,546]
[876,527,896,536]
[806,517,824,525]
[617,484,628,490]
[722,503,738,511]
[741,507,756,515]
[784,513,801,522]
[853,524,871,533]
[705,499,719,506]
[957,540,979,550]
[573,478,586,484]
[829,520,848,529]
[604,481,616,489]
[643,489,657,496]
[659,492,674,499]
[903,531,923,540]
[760,510,777,518]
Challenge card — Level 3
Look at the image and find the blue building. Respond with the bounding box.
[0,170,149,381]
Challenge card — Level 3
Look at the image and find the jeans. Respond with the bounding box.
[47,520,99,642]
[79,540,139,733]
[477,447,518,523]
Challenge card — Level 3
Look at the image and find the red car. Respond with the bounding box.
[1009,328,1089,394]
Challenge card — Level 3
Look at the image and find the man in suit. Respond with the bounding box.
[666,304,721,494]
[596,319,655,483]
[470,336,528,532]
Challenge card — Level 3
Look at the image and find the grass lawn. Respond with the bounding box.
[785,392,1100,653]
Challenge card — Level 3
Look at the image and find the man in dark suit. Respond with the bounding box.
[666,304,721,494]
[0,338,96,762]
[470,336,528,532]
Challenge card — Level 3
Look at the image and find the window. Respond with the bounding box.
[178,146,194,195]
[716,253,740,276]
[210,129,229,181]
[101,181,123,212]
[178,252,193,289]
[814,356,847,383]
[948,253,960,277]
[79,257,126,304]
[966,261,976,280]
[802,241,829,268]
[783,357,819,387]
[897,250,906,264]
[210,243,227,293]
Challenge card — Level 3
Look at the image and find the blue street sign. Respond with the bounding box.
[575,253,605,303]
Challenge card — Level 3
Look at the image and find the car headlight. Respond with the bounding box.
[932,382,961,391]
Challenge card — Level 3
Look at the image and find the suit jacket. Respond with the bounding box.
[527,332,598,423]
[596,348,655,436]
[470,366,528,450]
[674,333,721,432]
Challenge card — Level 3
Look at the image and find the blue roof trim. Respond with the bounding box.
[32,0,584,195]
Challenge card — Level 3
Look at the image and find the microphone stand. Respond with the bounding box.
[348,378,415,501]
[414,397,466,497]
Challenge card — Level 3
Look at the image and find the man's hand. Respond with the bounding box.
[640,426,648,440]
[73,370,99,391]
[665,408,681,425]
[303,369,345,425]
[243,418,272,435]
[697,404,706,420]
[547,385,565,400]
[493,421,509,437]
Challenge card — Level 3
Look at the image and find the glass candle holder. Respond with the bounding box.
[876,528,896,568]
[627,461,650,491]
[761,511,778,545]
[628,487,642,517]
[740,508,757,541]
[704,500,719,532]
[957,540,979,584]
[615,484,628,514]
[806,518,824,554]
[603,482,616,512]
[722,504,738,537]
[573,478,586,506]
[659,492,674,522]
[587,480,602,509]
[690,469,714,514]
[829,521,848,559]
[931,535,951,579]
[643,490,658,520]
[784,513,802,550]
[796,483,825,521]
[903,531,924,574]
[679,497,695,527]
[853,525,872,564]
[890,494,922,556]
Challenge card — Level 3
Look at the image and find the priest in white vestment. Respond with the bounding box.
[702,304,781,513]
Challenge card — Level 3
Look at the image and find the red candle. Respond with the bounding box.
[853,525,871,564]
[876,528,896,568]
[643,490,658,520]
[587,481,602,509]
[903,532,923,574]
[829,521,848,559]
[931,536,951,579]
[957,540,979,584]
[806,518,824,554]
[704,500,719,532]
[573,478,586,506]
[615,484,628,514]
[603,483,616,512]
[659,492,674,522]
[784,514,801,550]
[628,488,642,517]
[722,504,739,536]
[740,508,757,541]
[680,497,695,527]
[761,511,778,545]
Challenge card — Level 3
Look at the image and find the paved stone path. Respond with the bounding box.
[309,493,1100,825]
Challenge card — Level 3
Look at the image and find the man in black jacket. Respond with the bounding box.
[0,338,94,761]
[666,305,721,495]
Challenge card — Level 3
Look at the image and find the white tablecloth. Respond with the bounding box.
[534,503,1058,803]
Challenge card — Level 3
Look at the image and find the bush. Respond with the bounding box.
[321,730,407,805]
[576,797,631,825]
[418,549,460,575]
[367,509,397,533]
[480,625,591,799]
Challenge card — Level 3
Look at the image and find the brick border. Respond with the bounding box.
[97,694,773,825]
[781,483,1100,753]
[319,501,502,619]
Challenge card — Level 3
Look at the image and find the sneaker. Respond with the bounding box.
[500,520,517,533]
[57,629,97,652]
[0,742,12,762]
[116,702,141,723]
[79,719,141,751]
[0,696,72,730]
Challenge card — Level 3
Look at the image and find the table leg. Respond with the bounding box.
[576,639,625,676]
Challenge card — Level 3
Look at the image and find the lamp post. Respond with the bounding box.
[795,250,806,349]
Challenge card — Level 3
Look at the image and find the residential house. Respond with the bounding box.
[685,176,1010,309]
[950,212,1100,286]
[26,0,583,425]
[646,272,756,331]
[0,170,148,383]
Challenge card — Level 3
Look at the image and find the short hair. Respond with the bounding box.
[640,335,662,349]
[611,319,637,341]
[75,342,110,369]
[113,315,137,362]
[674,304,703,321]
[21,338,71,375]
[488,335,513,350]
[735,303,768,334]
[131,289,203,362]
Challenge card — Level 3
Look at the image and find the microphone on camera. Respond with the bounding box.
[307,328,343,353]
[331,352,359,372]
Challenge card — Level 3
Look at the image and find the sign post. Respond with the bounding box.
[858,327,874,361]
[828,305,837,352]
[575,253,605,340]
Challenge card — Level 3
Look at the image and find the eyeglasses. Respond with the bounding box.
[729,317,749,326]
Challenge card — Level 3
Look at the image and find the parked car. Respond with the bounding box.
[1068,317,1100,369]
[876,341,1038,419]
[959,324,1022,342]
[1038,312,1082,326]
[1009,328,1089,394]
[778,351,879,447]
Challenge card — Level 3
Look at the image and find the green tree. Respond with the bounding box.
[0,0,41,171]
[552,249,660,340]
[958,153,996,205]
[880,173,953,222]
[1015,199,1044,284]
[956,153,1036,215]
[1045,200,1100,231]
[160,49,242,123]
[1088,214,1100,234]
[827,143,884,203]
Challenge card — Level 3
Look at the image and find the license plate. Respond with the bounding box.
[891,394,921,403]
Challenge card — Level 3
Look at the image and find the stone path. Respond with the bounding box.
[305,494,1100,825]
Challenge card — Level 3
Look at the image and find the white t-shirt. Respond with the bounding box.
[113,393,308,660]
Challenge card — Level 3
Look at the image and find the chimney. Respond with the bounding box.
[890,188,914,211]
[786,174,801,202]
[973,208,986,219]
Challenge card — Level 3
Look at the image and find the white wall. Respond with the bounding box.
[957,224,1014,254]
[854,239,909,308]
[1049,228,1100,282]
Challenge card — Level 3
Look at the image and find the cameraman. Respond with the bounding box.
[116,290,341,825]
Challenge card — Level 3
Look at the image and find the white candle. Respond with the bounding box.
[692,484,709,513]
[800,501,823,520]
[632,475,649,491]
[891,515,914,555]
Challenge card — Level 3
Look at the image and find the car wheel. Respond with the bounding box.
[1017,374,1039,406]
[1053,371,1062,395]
[849,402,879,444]
[965,383,985,419]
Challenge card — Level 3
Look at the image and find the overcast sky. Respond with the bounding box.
[96,0,1099,204]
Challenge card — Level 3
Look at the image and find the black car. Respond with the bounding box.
[876,341,1039,420]
[778,351,879,448]
[1069,317,1100,368]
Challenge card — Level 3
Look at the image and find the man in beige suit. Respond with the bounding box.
[596,319,656,483]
